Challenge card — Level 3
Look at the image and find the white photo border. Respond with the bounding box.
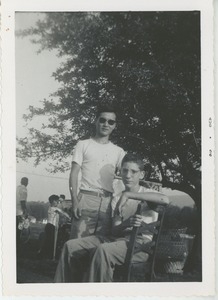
[1,0,215,297]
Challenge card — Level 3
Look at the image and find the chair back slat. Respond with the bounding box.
[123,203,142,281]
[123,203,166,282]
[149,205,166,281]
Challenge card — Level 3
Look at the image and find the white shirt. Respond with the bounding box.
[112,186,159,240]
[47,206,62,227]
[16,184,27,216]
[72,138,125,193]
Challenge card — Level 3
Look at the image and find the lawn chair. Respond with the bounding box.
[114,202,166,282]
[155,229,196,279]
[154,197,197,279]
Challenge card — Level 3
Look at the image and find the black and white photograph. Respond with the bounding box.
[1,0,215,297]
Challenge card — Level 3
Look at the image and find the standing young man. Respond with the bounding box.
[16,177,28,246]
[69,106,125,238]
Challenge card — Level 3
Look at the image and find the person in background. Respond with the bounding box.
[58,194,66,214]
[16,177,29,246]
[69,105,125,238]
[38,194,71,259]
[55,153,169,282]
[59,194,65,207]
[58,194,70,229]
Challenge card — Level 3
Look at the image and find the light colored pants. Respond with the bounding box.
[70,192,112,239]
[54,235,149,282]
[54,235,108,282]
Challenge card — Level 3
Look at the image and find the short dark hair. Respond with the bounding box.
[96,105,117,119]
[49,194,59,204]
[121,153,145,171]
[60,194,65,200]
[21,177,28,186]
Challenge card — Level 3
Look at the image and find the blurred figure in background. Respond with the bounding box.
[58,194,65,208]
[38,194,70,259]
[16,177,29,247]
[58,194,70,225]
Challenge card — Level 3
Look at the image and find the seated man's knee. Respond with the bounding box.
[63,239,78,255]
[93,244,105,256]
[64,239,74,249]
[94,243,111,259]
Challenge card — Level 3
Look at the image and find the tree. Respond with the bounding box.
[17,11,201,203]
[17,11,201,271]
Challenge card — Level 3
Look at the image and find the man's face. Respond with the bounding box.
[95,112,116,137]
[22,179,28,186]
[52,200,58,207]
[121,161,145,191]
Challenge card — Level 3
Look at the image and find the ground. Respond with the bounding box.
[16,222,202,283]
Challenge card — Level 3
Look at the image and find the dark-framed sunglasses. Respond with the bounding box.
[99,117,116,126]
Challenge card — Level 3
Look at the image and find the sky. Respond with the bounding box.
[15,12,71,201]
[15,12,196,206]
[16,12,62,138]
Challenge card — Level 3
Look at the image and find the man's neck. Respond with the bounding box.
[125,185,141,193]
[93,135,110,144]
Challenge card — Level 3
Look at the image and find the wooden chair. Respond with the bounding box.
[114,201,166,282]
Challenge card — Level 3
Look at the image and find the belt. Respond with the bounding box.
[80,189,112,197]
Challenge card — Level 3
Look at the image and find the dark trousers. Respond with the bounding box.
[40,223,55,259]
[16,216,22,248]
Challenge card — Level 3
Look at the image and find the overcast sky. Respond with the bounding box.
[16,12,62,138]
[15,12,71,201]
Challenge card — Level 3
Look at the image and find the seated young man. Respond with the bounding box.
[54,153,169,282]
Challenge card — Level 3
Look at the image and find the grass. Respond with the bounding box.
[17,222,202,283]
[17,223,58,283]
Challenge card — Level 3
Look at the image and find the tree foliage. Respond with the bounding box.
[17,11,201,204]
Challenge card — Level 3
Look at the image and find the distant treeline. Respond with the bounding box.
[163,205,198,234]
[26,201,197,234]
[27,201,50,221]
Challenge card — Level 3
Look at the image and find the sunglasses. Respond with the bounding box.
[99,117,116,126]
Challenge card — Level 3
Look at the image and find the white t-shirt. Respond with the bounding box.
[16,184,28,216]
[47,206,62,227]
[72,138,125,193]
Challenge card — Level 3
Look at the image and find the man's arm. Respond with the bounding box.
[117,191,169,210]
[111,214,143,237]
[20,200,27,216]
[111,191,169,237]
[55,207,71,221]
[69,162,81,219]
[116,148,126,175]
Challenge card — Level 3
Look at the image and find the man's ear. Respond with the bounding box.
[139,171,145,180]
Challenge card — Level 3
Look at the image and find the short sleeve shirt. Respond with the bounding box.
[72,138,125,193]
[47,206,62,227]
[112,186,159,240]
[16,184,28,216]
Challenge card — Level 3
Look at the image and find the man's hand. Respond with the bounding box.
[129,214,143,227]
[69,162,81,220]
[65,212,71,222]
[71,199,81,219]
